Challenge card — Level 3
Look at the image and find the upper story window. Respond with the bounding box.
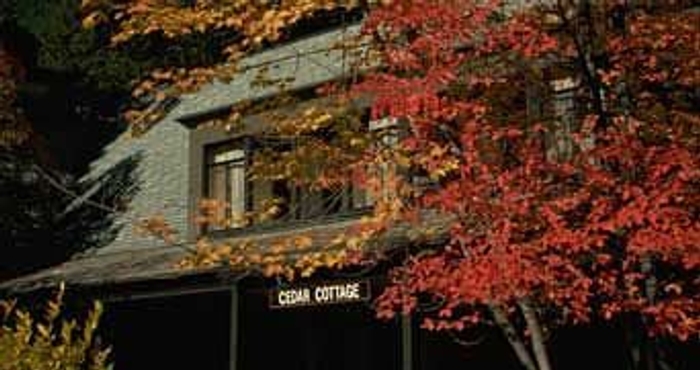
[525,74,583,162]
[547,76,578,161]
[364,117,401,205]
[204,137,370,232]
[205,143,247,229]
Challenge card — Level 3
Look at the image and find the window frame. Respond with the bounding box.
[203,140,251,231]
[201,136,370,236]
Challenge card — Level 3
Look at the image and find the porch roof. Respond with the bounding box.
[0,218,361,294]
[0,215,448,295]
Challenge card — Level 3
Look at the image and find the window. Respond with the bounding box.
[362,117,400,206]
[205,144,247,229]
[204,138,368,232]
[547,77,578,161]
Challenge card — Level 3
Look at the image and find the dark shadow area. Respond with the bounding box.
[18,68,129,176]
[550,322,628,370]
[416,318,700,370]
[100,290,231,370]
[0,152,141,281]
[416,324,522,370]
[0,1,136,281]
[56,152,142,252]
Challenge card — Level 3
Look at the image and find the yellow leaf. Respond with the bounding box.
[81,12,104,29]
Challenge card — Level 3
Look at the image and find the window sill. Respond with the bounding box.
[202,207,372,240]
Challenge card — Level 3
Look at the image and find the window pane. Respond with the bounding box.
[206,146,246,230]
[228,163,246,228]
[363,117,400,206]
[271,180,292,219]
[213,148,245,164]
[251,179,273,213]
[548,77,577,161]
[208,165,227,228]
[352,180,371,209]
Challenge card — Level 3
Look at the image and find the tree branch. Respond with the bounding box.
[490,304,539,370]
[555,0,608,126]
[518,298,552,370]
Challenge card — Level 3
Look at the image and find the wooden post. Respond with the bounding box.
[229,284,239,370]
[402,314,413,370]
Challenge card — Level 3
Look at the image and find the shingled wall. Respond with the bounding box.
[84,116,191,255]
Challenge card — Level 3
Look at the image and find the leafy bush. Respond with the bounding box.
[0,284,110,370]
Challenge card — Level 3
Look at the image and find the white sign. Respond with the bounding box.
[270,280,370,308]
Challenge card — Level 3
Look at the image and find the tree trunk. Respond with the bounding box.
[490,304,539,370]
[641,256,657,370]
[518,299,552,370]
[623,315,642,370]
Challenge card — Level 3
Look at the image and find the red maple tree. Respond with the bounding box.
[353,1,699,369]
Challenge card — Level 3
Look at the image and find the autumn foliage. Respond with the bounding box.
[358,0,699,337]
[0,285,110,370]
[351,4,699,370]
[86,0,698,369]
[81,0,362,132]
